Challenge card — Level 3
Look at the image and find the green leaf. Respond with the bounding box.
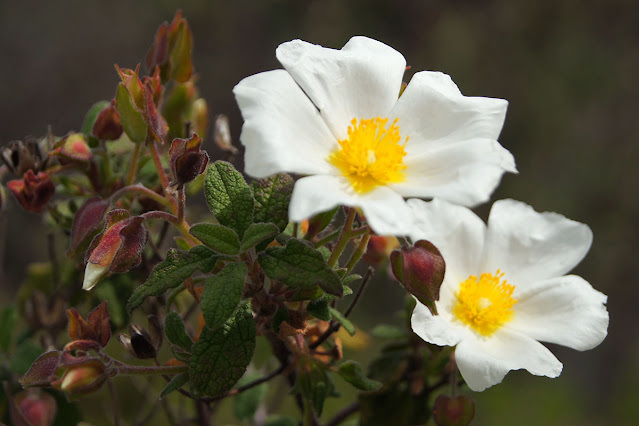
[233,371,268,422]
[258,238,343,297]
[115,83,147,142]
[307,299,331,321]
[328,307,355,336]
[337,361,382,391]
[160,373,190,398]
[0,306,17,352]
[189,302,256,397]
[240,222,279,253]
[251,173,294,233]
[190,223,240,255]
[343,274,362,287]
[127,246,218,313]
[81,100,109,135]
[296,360,334,416]
[205,161,254,239]
[370,324,406,340]
[201,262,247,330]
[165,311,193,351]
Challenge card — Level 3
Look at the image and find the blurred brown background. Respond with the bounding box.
[1,0,637,424]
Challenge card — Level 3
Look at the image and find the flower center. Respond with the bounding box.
[452,270,517,336]
[328,117,408,194]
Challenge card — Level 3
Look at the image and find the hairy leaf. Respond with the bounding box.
[240,222,279,253]
[259,238,343,297]
[115,83,147,142]
[165,311,193,351]
[189,302,256,397]
[328,307,355,336]
[201,262,247,330]
[205,161,254,238]
[251,173,294,233]
[190,223,240,255]
[127,246,217,313]
[307,299,331,321]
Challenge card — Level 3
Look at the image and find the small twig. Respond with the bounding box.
[177,187,185,223]
[343,233,371,274]
[206,362,287,402]
[126,142,144,186]
[108,380,122,426]
[324,401,361,426]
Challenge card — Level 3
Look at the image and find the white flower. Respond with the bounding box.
[407,198,609,391]
[233,36,516,235]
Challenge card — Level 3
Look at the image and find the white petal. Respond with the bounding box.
[411,298,464,347]
[481,199,593,286]
[406,198,485,285]
[83,262,108,291]
[288,175,413,235]
[455,329,563,392]
[510,275,608,351]
[391,71,510,146]
[276,36,406,140]
[391,138,516,206]
[233,70,336,178]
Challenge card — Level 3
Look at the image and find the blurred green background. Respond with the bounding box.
[1,0,637,424]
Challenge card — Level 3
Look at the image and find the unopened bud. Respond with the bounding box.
[433,394,475,426]
[10,390,57,426]
[83,210,148,291]
[169,133,209,189]
[7,170,55,213]
[390,240,445,315]
[92,100,123,141]
[58,364,106,394]
[52,133,92,164]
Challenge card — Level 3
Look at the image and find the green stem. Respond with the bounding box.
[141,210,200,246]
[148,141,176,212]
[327,208,357,268]
[110,184,173,210]
[177,187,185,223]
[344,233,371,274]
[116,364,187,376]
[126,142,143,186]
[314,229,341,248]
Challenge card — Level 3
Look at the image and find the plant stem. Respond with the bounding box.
[343,233,371,274]
[177,187,185,223]
[126,142,143,186]
[148,141,176,210]
[110,184,173,210]
[327,208,357,268]
[314,229,341,248]
[108,380,122,426]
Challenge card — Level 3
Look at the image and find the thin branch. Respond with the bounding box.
[206,362,287,402]
[108,380,122,426]
[324,401,361,426]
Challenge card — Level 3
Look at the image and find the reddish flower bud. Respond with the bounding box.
[145,10,194,83]
[433,394,475,426]
[66,301,111,347]
[92,99,123,140]
[390,240,445,315]
[7,170,55,213]
[83,210,148,290]
[10,390,57,426]
[169,133,209,188]
[55,362,108,395]
[52,133,92,164]
[68,197,109,255]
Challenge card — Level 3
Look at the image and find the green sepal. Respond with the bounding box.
[240,222,279,253]
[165,311,193,351]
[201,262,247,330]
[258,238,343,297]
[251,173,294,233]
[127,246,218,313]
[328,307,355,336]
[337,361,382,391]
[160,373,190,398]
[189,302,256,397]
[115,83,147,142]
[205,161,254,238]
[190,223,241,255]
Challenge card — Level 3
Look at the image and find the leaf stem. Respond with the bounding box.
[327,208,357,268]
[148,140,176,212]
[110,183,173,210]
[126,142,143,186]
[343,233,371,274]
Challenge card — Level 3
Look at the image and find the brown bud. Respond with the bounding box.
[92,99,123,141]
[433,394,476,426]
[118,324,158,359]
[66,301,111,347]
[0,138,48,176]
[7,170,55,213]
[10,390,57,426]
[390,240,445,315]
[68,197,109,255]
[83,210,148,291]
[169,133,209,188]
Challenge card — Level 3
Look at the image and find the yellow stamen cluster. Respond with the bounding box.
[328,117,408,194]
[453,270,517,336]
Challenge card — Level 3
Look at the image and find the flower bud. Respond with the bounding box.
[92,99,123,140]
[66,301,111,347]
[83,210,148,291]
[169,133,209,188]
[433,394,475,426]
[52,133,92,164]
[7,170,55,213]
[56,363,107,394]
[68,197,109,255]
[10,390,57,426]
[390,240,445,315]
